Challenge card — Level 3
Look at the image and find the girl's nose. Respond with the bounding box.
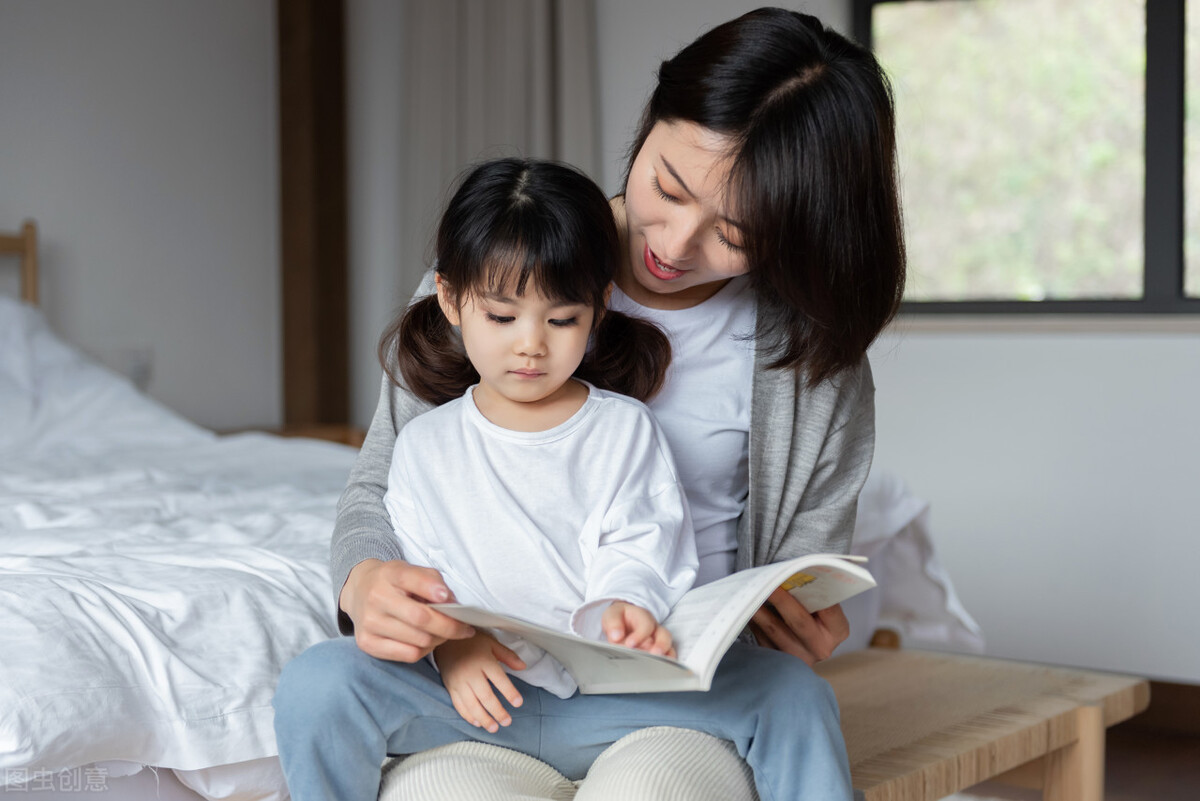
[515,325,546,357]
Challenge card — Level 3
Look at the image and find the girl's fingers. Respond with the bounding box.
[490,640,527,672]
[458,683,500,733]
[475,679,514,729]
[448,688,480,729]
[467,676,508,732]
[622,610,655,646]
[650,625,673,656]
[484,663,525,709]
[601,604,628,643]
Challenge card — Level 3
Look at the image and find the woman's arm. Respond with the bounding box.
[330,272,474,660]
[745,356,876,663]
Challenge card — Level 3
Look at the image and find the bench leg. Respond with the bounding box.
[1042,705,1105,801]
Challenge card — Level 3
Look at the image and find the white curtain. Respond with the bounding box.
[398,0,599,281]
[347,0,599,426]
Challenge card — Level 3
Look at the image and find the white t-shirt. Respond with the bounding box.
[609,277,756,585]
[383,383,698,698]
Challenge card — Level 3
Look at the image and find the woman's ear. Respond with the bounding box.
[435,273,462,326]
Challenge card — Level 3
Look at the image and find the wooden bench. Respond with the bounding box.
[815,649,1151,801]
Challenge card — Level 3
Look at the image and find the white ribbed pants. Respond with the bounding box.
[378,726,759,801]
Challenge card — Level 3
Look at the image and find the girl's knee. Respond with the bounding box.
[274,637,366,722]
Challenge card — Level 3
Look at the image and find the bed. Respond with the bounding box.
[1,223,356,799]
[0,220,984,800]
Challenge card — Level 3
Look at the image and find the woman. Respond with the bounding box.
[282,8,904,800]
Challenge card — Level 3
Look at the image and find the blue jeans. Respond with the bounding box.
[273,638,851,801]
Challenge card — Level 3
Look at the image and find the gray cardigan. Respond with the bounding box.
[330,295,876,635]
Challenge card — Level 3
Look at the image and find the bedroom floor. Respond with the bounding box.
[949,722,1200,801]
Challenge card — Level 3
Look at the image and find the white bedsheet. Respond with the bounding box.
[0,297,354,785]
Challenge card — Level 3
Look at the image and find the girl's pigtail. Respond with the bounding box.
[378,295,477,406]
[578,310,672,403]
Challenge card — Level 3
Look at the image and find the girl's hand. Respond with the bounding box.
[435,633,526,733]
[749,588,850,665]
[339,558,475,662]
[601,602,676,658]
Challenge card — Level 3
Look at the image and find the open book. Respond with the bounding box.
[432,553,875,694]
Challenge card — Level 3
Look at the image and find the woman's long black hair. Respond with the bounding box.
[626,7,906,387]
[380,158,671,405]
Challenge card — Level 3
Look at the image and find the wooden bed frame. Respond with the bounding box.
[0,219,38,305]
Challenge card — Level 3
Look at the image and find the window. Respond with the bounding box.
[855,0,1200,314]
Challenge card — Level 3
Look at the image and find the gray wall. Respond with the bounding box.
[0,0,280,430]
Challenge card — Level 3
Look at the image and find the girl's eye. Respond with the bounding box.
[715,227,744,252]
[549,317,578,327]
[651,176,679,204]
[485,312,514,324]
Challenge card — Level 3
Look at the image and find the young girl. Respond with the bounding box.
[274,157,853,801]
[380,156,697,710]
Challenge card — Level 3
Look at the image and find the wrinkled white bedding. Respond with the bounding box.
[0,297,354,787]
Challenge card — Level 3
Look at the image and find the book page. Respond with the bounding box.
[431,604,705,693]
[664,555,876,683]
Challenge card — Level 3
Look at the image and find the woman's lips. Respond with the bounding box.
[643,243,684,281]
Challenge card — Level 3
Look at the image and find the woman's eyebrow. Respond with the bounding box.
[659,156,695,198]
[660,155,746,231]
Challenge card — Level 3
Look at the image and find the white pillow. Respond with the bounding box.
[0,296,208,455]
[838,468,984,654]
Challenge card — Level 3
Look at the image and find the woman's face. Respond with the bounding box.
[620,120,749,309]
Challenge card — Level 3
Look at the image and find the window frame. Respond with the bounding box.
[853,0,1200,315]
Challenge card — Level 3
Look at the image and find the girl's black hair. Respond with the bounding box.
[625,7,906,386]
[380,158,671,405]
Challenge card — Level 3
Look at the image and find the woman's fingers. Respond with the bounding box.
[814,603,851,644]
[750,589,850,665]
[750,605,818,665]
[381,561,454,603]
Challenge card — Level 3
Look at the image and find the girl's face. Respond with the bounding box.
[437,275,595,423]
[621,120,750,309]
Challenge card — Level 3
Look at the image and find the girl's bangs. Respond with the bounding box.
[476,238,598,306]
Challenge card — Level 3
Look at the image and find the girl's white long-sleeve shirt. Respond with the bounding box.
[382,383,698,698]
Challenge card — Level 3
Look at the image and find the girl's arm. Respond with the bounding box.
[573,410,699,641]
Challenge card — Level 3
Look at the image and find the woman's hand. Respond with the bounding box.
[339,558,475,662]
[602,602,676,658]
[435,633,526,733]
[749,588,849,665]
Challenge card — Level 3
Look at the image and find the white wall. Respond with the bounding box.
[0,0,280,431]
[870,326,1200,683]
